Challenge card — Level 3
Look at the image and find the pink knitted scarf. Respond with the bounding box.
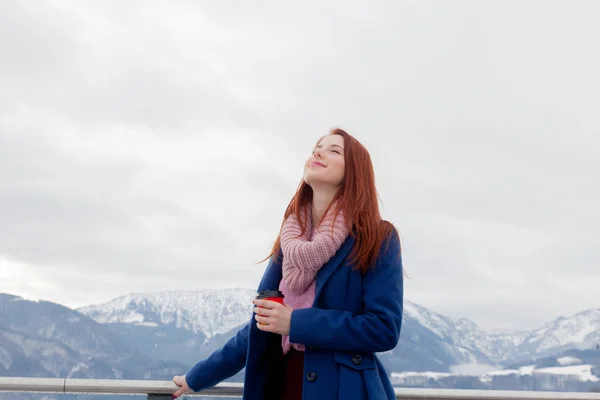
[280,203,350,294]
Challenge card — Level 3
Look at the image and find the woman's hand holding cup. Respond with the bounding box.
[253,290,292,335]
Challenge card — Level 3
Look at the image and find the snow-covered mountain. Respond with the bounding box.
[3,290,600,393]
[78,290,493,369]
[402,301,600,364]
[401,301,492,364]
[509,309,600,357]
[77,290,600,368]
[0,293,187,380]
[78,289,256,340]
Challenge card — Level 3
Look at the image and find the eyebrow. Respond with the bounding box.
[315,144,344,150]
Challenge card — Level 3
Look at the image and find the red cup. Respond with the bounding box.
[256,290,285,304]
[255,290,285,324]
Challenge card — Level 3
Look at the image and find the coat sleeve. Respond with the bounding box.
[289,232,403,353]
[185,321,249,392]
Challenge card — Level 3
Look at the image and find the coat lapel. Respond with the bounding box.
[314,234,355,300]
[247,254,284,382]
[257,254,283,292]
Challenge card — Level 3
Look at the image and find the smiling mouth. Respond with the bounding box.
[311,162,326,167]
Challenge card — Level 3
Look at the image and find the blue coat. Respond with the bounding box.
[186,231,404,399]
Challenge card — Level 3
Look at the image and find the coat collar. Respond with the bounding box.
[314,234,355,299]
[257,234,356,300]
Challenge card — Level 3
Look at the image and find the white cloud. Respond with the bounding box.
[1,0,599,330]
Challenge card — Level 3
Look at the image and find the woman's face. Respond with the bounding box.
[303,134,345,190]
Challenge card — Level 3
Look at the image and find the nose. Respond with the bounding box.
[313,148,323,159]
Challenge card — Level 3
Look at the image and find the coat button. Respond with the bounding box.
[308,345,317,350]
[306,371,317,382]
[351,355,363,365]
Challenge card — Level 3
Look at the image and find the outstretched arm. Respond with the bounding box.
[182,321,249,393]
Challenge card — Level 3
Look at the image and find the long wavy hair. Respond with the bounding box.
[265,128,398,273]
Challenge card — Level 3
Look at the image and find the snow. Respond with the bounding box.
[536,365,599,382]
[78,288,256,339]
[135,321,158,327]
[526,309,600,352]
[67,363,89,378]
[391,371,452,379]
[77,290,600,361]
[483,365,535,377]
[402,300,494,364]
[486,368,520,376]
[557,356,582,365]
[9,296,41,303]
[404,302,600,363]
[391,364,599,384]
[121,312,145,324]
[403,301,460,339]
[520,365,536,375]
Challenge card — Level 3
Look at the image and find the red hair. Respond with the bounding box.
[266,128,398,273]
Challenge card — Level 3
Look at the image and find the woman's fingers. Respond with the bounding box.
[255,314,265,324]
[254,300,285,317]
[172,375,191,398]
[257,320,274,332]
[173,386,188,398]
[255,313,279,325]
[253,299,280,309]
[255,314,283,330]
[254,306,275,317]
[255,312,276,325]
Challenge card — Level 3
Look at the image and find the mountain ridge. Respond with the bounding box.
[77,289,600,366]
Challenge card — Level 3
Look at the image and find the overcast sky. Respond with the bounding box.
[1,0,598,331]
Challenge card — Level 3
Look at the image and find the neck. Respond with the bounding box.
[311,188,338,228]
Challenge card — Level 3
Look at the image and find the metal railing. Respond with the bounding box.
[1,377,600,399]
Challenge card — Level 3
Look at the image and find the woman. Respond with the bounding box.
[173,129,404,399]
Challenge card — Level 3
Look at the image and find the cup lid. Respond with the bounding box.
[255,290,285,299]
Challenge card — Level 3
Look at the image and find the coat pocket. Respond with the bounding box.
[334,352,375,399]
[334,352,388,400]
[334,352,376,370]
